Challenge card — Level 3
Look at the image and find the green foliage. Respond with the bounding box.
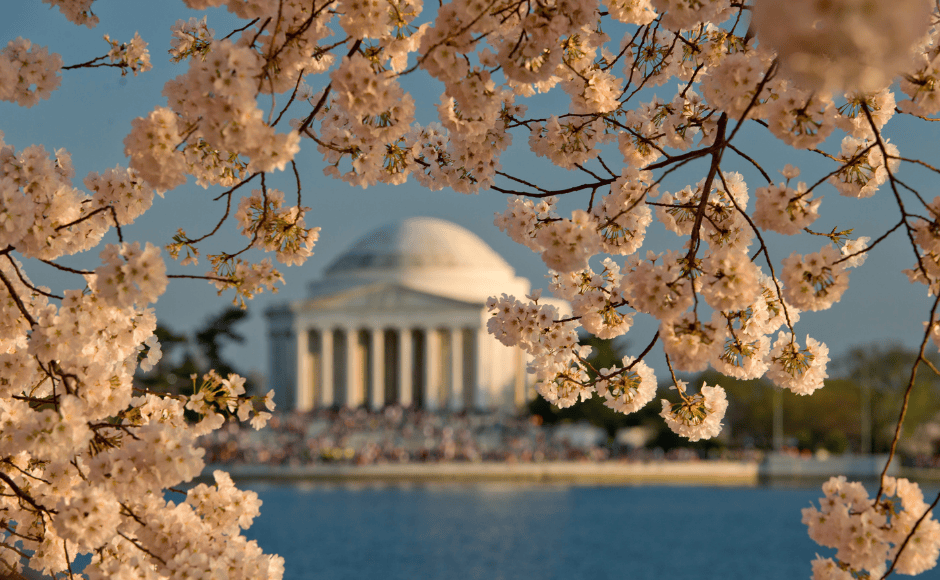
[195,307,249,379]
[691,369,775,448]
[821,430,849,454]
[528,339,940,455]
[782,378,862,450]
[835,343,940,450]
[137,325,192,396]
[692,343,940,454]
[138,306,257,396]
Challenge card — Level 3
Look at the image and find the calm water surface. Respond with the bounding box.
[243,482,940,580]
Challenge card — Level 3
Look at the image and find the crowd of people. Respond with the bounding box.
[198,407,764,466]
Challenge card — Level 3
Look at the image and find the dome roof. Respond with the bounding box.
[317,217,529,303]
[325,217,512,275]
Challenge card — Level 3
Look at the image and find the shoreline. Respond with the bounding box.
[200,455,940,487]
[203,460,761,486]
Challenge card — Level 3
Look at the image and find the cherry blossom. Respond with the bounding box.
[803,476,940,577]
[6,0,940,577]
[766,332,830,395]
[596,356,657,413]
[752,0,932,92]
[781,245,849,312]
[659,381,728,442]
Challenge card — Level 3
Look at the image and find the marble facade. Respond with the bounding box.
[265,217,562,412]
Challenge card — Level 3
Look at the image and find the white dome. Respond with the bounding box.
[319,217,529,303]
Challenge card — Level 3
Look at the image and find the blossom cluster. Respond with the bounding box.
[803,476,940,578]
[485,291,602,408]
[659,381,728,442]
[753,171,821,235]
[597,356,657,414]
[0,3,337,577]
[0,37,62,108]
[235,188,321,266]
[102,32,152,76]
[42,0,99,28]
[752,0,932,93]
[0,133,284,578]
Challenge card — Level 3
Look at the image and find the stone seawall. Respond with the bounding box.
[202,460,761,486]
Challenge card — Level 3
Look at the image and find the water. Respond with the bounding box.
[242,482,895,580]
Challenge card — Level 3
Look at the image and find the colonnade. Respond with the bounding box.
[294,325,489,411]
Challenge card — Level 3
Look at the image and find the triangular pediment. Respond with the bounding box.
[299,283,481,313]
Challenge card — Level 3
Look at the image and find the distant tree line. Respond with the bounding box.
[529,337,940,456]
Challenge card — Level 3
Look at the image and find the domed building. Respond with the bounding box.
[265,217,560,412]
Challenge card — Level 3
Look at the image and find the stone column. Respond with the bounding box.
[398,328,413,407]
[449,327,464,411]
[319,328,334,408]
[344,327,363,408]
[474,327,487,410]
[370,328,385,410]
[424,328,440,411]
[295,325,312,412]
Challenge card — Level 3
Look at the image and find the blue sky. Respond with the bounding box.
[2,1,936,388]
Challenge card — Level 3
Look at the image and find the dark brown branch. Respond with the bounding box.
[117,531,166,566]
[726,143,771,183]
[172,173,260,249]
[881,490,940,579]
[272,68,305,127]
[718,170,797,335]
[0,270,37,327]
[0,471,53,515]
[684,113,728,263]
[725,60,777,142]
[167,274,236,283]
[832,218,905,266]
[222,18,261,41]
[61,55,110,70]
[297,38,362,136]
[876,291,940,504]
[3,255,62,300]
[63,539,75,580]
[39,259,92,275]
[625,331,660,371]
[493,171,616,197]
[861,103,930,283]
